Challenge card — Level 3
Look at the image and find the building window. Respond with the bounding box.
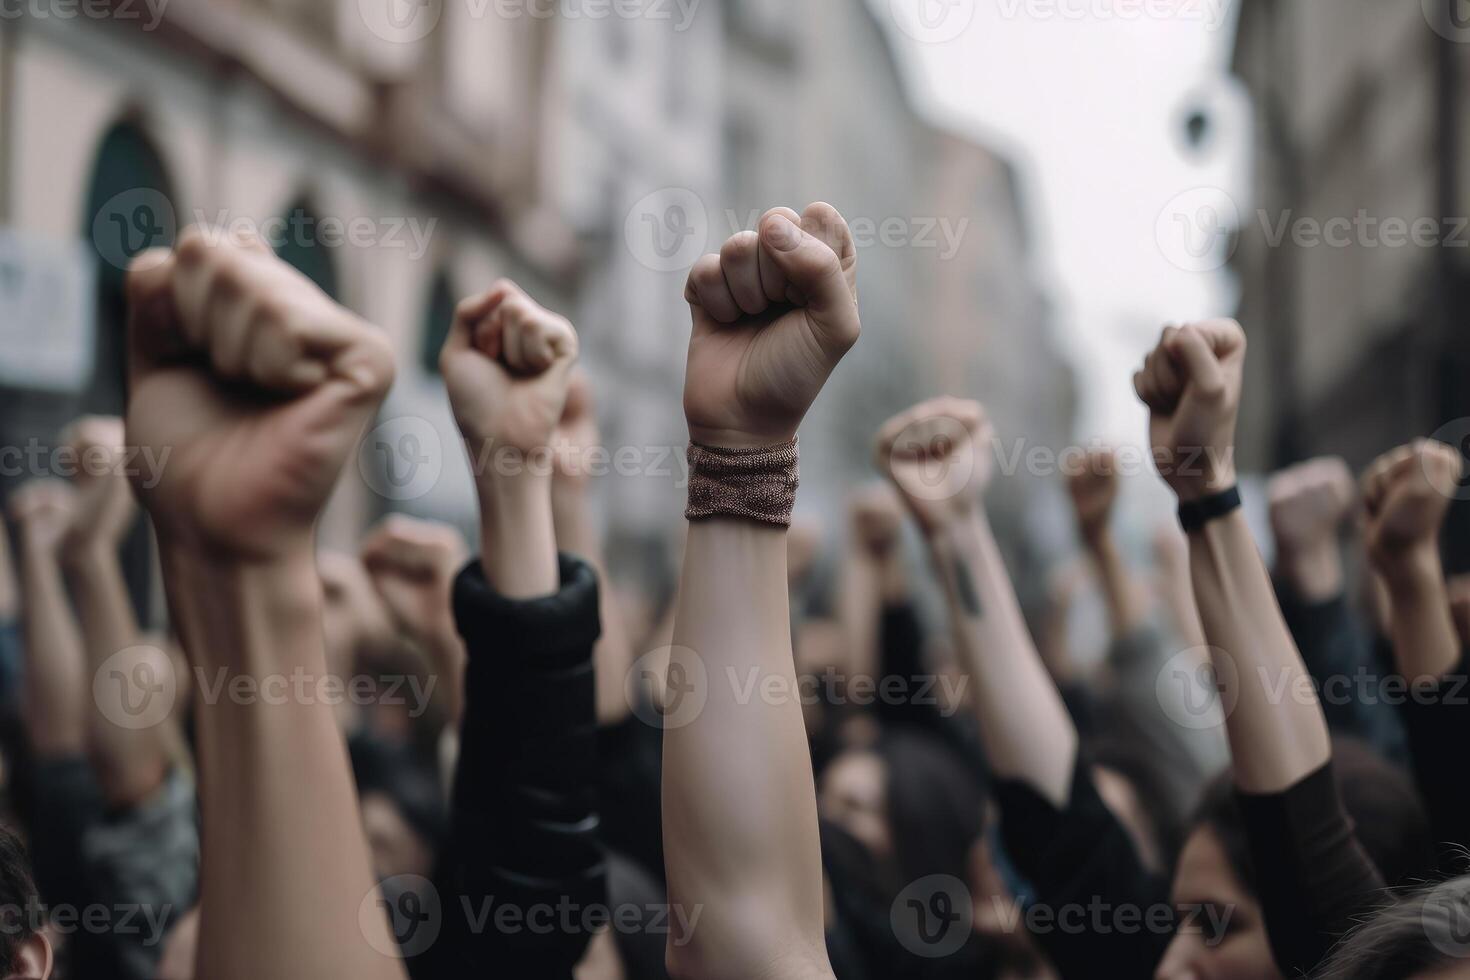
[82,119,176,413]
[273,198,340,300]
[420,269,456,376]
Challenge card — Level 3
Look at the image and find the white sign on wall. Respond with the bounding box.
[0,228,96,392]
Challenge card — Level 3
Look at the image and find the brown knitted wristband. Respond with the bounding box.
[685,440,800,528]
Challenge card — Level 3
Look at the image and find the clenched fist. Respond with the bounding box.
[1133,319,1245,501]
[1067,448,1119,542]
[8,481,77,557]
[361,514,466,650]
[441,280,579,468]
[875,397,994,536]
[1361,440,1462,571]
[1268,457,1355,552]
[124,229,394,559]
[60,416,137,557]
[552,369,600,488]
[683,203,860,448]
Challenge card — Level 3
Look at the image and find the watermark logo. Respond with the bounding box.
[93,645,177,730]
[360,416,444,502]
[625,189,709,273]
[363,875,442,958]
[892,875,974,958]
[359,0,444,43]
[1424,0,1470,43]
[890,0,976,43]
[1426,418,1470,501]
[626,645,708,730]
[91,189,176,272]
[1156,645,1236,731]
[885,414,979,502]
[1156,186,1238,273]
[1423,879,1470,957]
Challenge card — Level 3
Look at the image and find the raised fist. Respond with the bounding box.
[875,397,994,536]
[1067,448,1119,542]
[552,369,600,488]
[441,280,579,465]
[1133,319,1245,501]
[360,514,466,648]
[683,203,860,448]
[8,480,77,556]
[1267,456,1354,555]
[124,228,394,559]
[1361,440,1462,569]
[60,416,137,555]
[850,484,904,558]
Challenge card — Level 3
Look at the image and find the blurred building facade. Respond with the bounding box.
[1232,0,1470,563]
[0,0,1068,588]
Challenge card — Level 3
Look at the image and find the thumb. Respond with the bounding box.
[759,212,858,347]
[1166,324,1227,401]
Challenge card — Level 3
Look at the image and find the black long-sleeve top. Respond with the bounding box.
[1237,762,1385,978]
[1395,648,1470,876]
[419,554,607,979]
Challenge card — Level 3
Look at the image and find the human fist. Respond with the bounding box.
[124,228,394,560]
[361,514,467,649]
[850,484,904,558]
[60,416,137,556]
[875,397,994,536]
[1067,448,1119,542]
[1133,319,1245,501]
[683,203,860,448]
[551,369,600,488]
[1267,457,1354,554]
[8,481,77,556]
[1361,440,1462,570]
[441,280,579,465]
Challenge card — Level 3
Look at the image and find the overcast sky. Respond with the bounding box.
[873,0,1251,446]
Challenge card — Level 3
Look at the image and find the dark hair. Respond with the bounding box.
[1314,875,1470,980]
[1189,737,1432,893]
[879,730,987,890]
[1089,731,1185,865]
[0,825,39,975]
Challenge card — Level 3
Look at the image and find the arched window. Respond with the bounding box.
[273,198,339,300]
[420,269,456,375]
[82,119,176,413]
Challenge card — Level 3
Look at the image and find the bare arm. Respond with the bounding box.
[1134,319,1329,793]
[551,370,634,726]
[1068,449,1147,638]
[1363,441,1463,682]
[662,203,860,980]
[836,486,906,683]
[878,398,1077,807]
[60,417,171,806]
[125,230,405,980]
[9,483,87,757]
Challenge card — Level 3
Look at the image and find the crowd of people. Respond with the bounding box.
[0,201,1466,979]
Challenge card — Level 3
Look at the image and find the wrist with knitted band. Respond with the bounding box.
[685,440,800,528]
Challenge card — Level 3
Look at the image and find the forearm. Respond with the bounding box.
[1381,549,1460,681]
[1275,537,1344,604]
[1188,510,1331,793]
[662,518,831,980]
[552,481,632,725]
[18,544,88,756]
[928,511,1077,807]
[163,548,404,980]
[478,476,558,600]
[836,555,883,681]
[1084,528,1146,638]
[65,544,170,805]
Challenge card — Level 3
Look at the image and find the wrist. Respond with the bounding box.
[475,474,559,599]
[59,538,120,573]
[1173,462,1237,503]
[1376,545,1444,600]
[1275,538,1344,603]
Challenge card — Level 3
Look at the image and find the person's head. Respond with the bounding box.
[1314,875,1470,980]
[351,737,445,881]
[1156,739,1430,980]
[0,827,51,980]
[1090,732,1184,875]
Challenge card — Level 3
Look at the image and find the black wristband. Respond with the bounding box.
[1178,485,1241,533]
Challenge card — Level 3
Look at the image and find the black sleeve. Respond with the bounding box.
[993,759,1172,979]
[873,602,929,730]
[1277,586,1409,765]
[421,554,606,980]
[1236,762,1385,978]
[596,715,666,883]
[1396,649,1470,875]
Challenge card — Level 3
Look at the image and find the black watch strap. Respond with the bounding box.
[1178,485,1241,533]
